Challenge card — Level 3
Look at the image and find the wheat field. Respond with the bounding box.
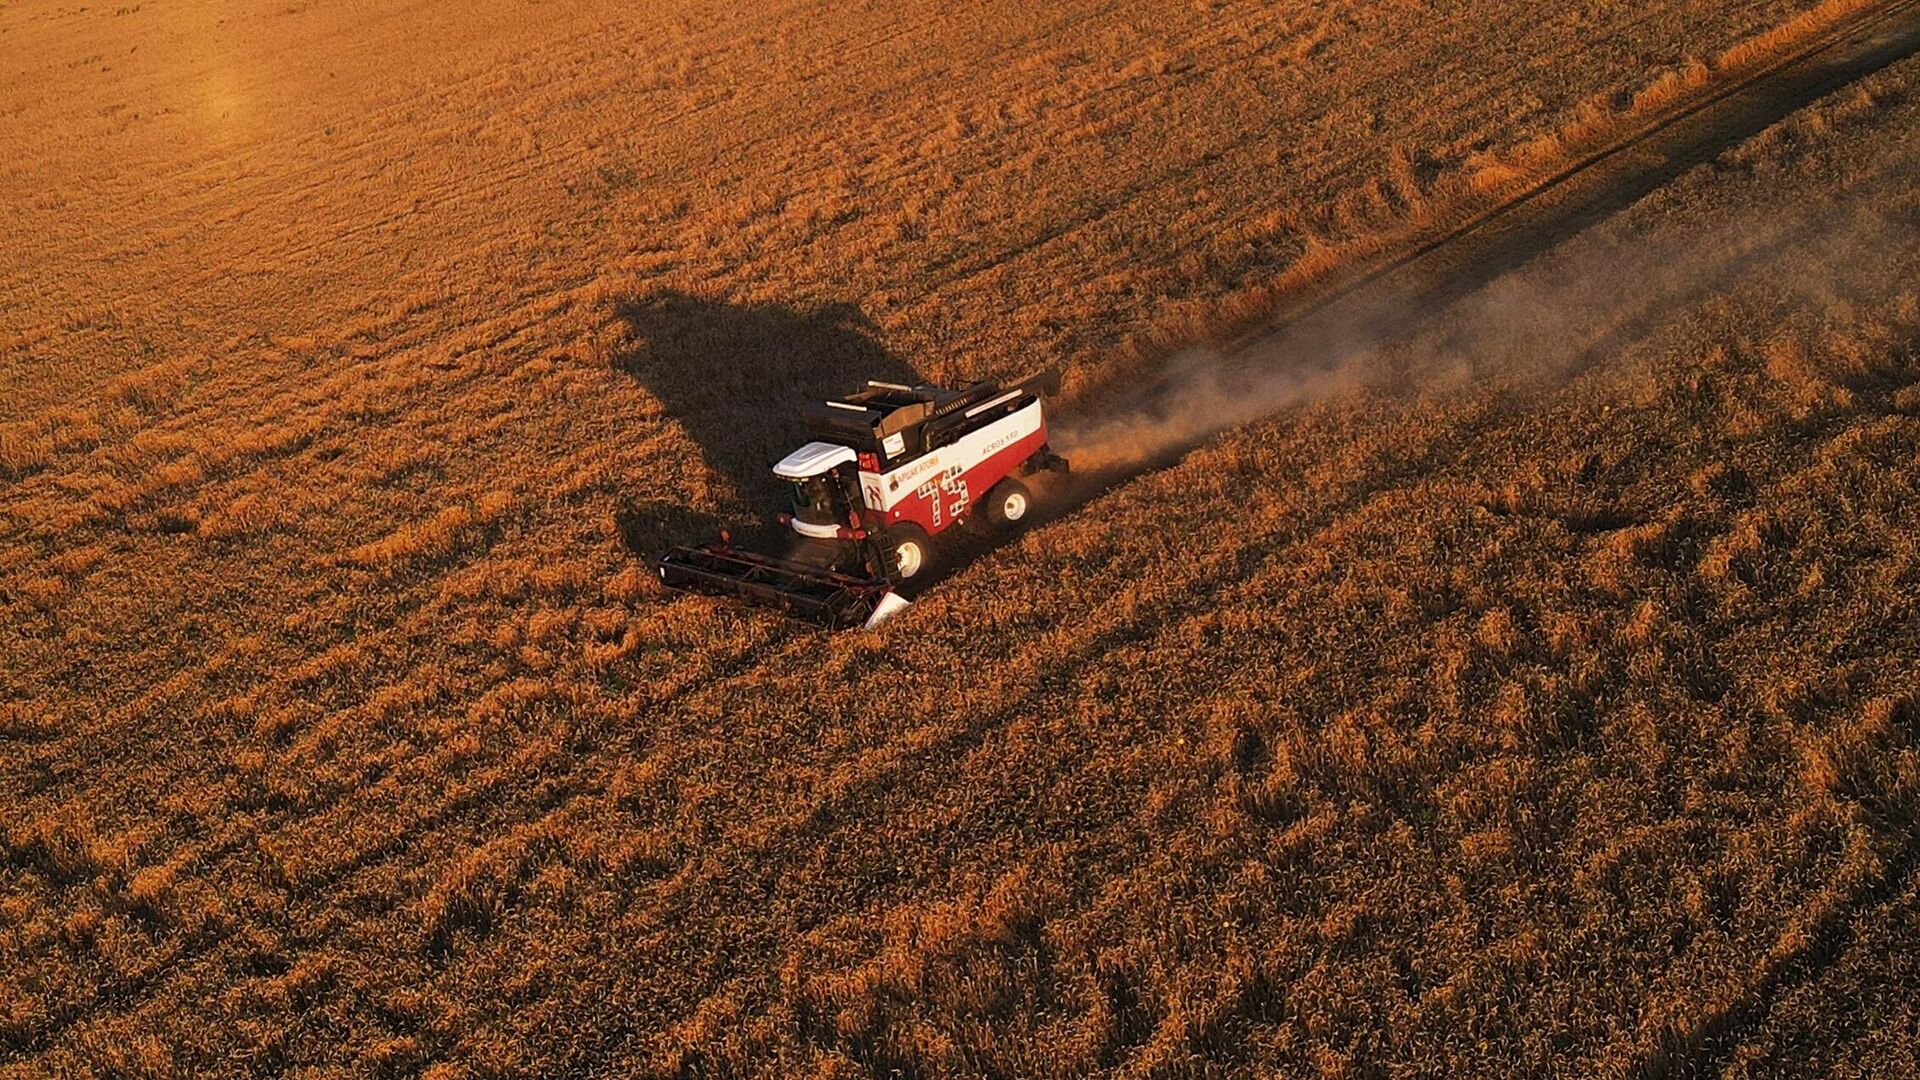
[4,0,1919,1076]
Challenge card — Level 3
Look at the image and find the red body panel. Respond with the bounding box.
[877,425,1047,535]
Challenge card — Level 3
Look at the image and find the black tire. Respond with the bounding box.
[983,477,1033,528]
[882,523,933,582]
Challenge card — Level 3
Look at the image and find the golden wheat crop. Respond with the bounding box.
[3,0,1918,1076]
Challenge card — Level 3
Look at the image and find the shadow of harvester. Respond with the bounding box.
[609,291,923,553]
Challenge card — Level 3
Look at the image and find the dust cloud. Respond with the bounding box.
[1056,196,1885,475]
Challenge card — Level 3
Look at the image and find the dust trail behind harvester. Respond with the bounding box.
[1055,291,1398,475]
[1053,0,1920,477]
[1056,195,1884,476]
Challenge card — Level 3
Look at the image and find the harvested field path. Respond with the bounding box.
[1250,0,1920,347]
[938,0,1920,595]
[1064,0,1920,471]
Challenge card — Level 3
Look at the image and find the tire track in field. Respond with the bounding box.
[939,0,1920,591]
[1227,0,1920,350]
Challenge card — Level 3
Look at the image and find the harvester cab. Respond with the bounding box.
[654,369,1068,629]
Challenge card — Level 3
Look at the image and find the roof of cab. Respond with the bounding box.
[772,441,859,480]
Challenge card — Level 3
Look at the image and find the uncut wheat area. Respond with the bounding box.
[4,0,1920,1076]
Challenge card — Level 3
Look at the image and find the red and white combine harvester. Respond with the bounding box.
[655,370,1068,628]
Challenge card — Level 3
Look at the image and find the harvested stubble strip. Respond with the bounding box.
[1093,0,1898,385]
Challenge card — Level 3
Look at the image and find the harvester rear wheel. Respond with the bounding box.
[984,477,1032,528]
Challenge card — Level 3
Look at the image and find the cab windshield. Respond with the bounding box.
[789,475,841,527]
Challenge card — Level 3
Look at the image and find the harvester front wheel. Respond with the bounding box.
[883,524,932,582]
[984,477,1032,528]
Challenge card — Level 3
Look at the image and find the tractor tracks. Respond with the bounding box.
[949,0,1920,597]
[1233,0,1920,364]
[1083,0,1920,439]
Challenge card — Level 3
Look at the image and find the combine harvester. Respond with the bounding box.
[655,371,1069,629]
